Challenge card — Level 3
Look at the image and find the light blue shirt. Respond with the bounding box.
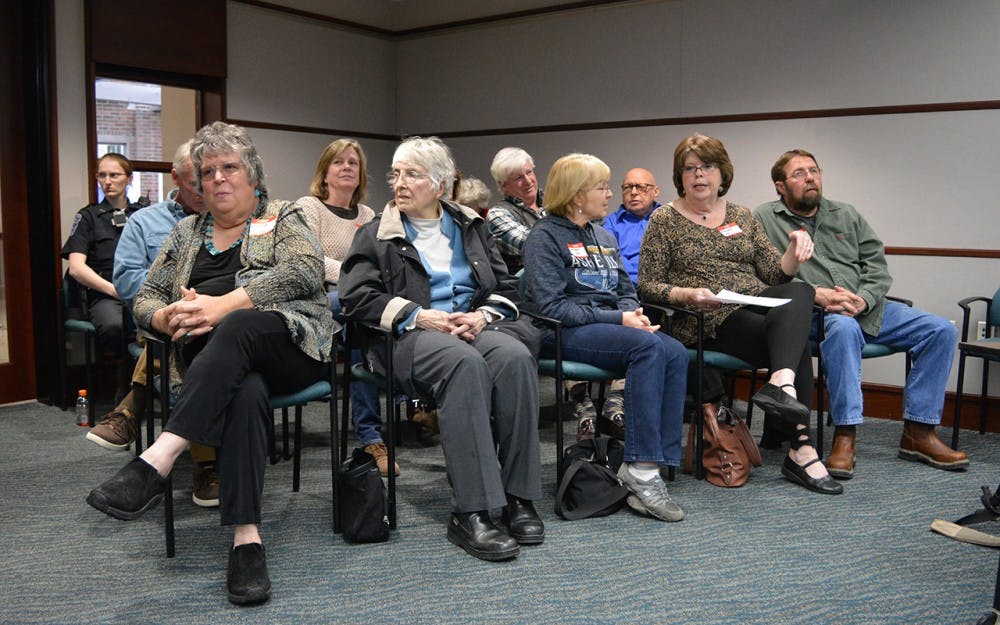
[602,201,660,285]
[112,189,190,304]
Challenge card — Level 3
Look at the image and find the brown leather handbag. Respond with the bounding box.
[683,403,763,487]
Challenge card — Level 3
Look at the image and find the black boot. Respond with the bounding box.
[501,494,545,545]
[447,511,519,561]
[227,543,271,606]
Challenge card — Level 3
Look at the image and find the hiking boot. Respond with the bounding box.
[599,390,626,439]
[899,420,969,470]
[617,464,685,522]
[574,395,597,441]
[192,462,220,508]
[86,407,138,451]
[412,407,439,434]
[364,442,400,477]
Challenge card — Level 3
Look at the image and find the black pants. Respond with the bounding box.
[703,281,816,428]
[89,296,127,354]
[164,309,327,526]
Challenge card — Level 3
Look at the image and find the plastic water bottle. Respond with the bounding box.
[75,390,90,427]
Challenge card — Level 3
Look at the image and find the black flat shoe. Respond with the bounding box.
[752,383,810,428]
[447,511,520,561]
[781,456,844,495]
[86,457,168,520]
[227,543,271,606]
[501,495,545,545]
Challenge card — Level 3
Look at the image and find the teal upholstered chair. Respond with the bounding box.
[142,330,339,558]
[813,295,914,453]
[952,287,1000,448]
[60,277,98,424]
[643,301,759,480]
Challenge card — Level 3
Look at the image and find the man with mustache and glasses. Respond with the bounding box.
[755,149,967,479]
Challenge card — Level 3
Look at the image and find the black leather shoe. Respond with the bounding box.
[501,495,545,545]
[752,383,810,428]
[227,543,271,606]
[781,456,844,495]
[447,512,520,561]
[86,457,168,520]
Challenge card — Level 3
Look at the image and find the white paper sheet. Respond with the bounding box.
[706,289,790,308]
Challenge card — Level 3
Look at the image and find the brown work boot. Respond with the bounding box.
[899,420,970,470]
[85,386,146,451]
[364,442,400,477]
[826,425,857,479]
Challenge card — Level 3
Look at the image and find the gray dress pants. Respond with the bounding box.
[395,328,541,513]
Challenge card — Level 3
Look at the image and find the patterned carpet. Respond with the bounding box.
[0,399,997,625]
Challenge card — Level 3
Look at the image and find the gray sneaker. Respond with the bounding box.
[617,464,685,522]
[600,390,626,439]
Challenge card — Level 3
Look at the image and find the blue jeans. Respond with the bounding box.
[814,301,957,426]
[543,324,688,466]
[330,291,384,446]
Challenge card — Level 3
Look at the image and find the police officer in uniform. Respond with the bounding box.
[61,153,143,353]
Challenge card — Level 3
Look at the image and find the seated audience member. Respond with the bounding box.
[603,168,661,286]
[86,122,334,605]
[487,147,545,274]
[61,152,143,354]
[754,149,967,478]
[522,153,688,522]
[456,176,492,218]
[638,133,842,495]
[87,140,220,507]
[339,136,543,562]
[294,139,396,476]
[600,167,664,433]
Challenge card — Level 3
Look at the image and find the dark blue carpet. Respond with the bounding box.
[0,400,997,624]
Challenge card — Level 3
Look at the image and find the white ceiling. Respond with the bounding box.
[261,0,590,32]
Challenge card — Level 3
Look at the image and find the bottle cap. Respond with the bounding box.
[78,389,88,397]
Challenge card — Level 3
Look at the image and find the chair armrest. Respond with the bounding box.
[957,295,992,341]
[519,309,561,330]
[641,300,703,340]
[885,294,913,307]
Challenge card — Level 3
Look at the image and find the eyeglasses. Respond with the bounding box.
[622,183,656,193]
[786,167,822,181]
[200,162,243,181]
[590,182,611,193]
[97,172,126,181]
[386,169,430,186]
[681,163,718,176]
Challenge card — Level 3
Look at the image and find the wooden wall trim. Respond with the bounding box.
[433,99,1000,138]
[225,117,400,142]
[233,0,394,36]
[884,247,1000,259]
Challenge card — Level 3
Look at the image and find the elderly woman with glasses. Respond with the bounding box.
[339,136,543,562]
[522,153,689,522]
[637,133,841,495]
[86,122,335,605]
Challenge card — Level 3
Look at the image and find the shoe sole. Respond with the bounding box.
[227,588,271,606]
[780,466,844,495]
[446,531,520,561]
[827,467,855,480]
[86,491,164,521]
[898,449,970,470]
[192,494,220,508]
[751,393,809,423]
[85,431,132,451]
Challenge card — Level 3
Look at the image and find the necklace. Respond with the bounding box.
[204,213,252,255]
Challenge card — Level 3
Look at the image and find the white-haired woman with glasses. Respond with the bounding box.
[339,136,543,562]
[86,122,335,605]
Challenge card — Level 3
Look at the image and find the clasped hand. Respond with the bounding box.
[622,308,660,333]
[415,308,487,342]
[817,286,867,317]
[158,287,225,342]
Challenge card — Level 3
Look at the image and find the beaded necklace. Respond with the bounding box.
[204,213,252,255]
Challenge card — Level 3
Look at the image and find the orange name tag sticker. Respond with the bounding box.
[717,222,743,237]
[249,216,277,236]
[567,242,588,258]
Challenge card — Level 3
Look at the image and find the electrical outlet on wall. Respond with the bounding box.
[978,320,988,340]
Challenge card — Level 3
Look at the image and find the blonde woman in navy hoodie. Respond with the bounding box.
[522,153,688,522]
